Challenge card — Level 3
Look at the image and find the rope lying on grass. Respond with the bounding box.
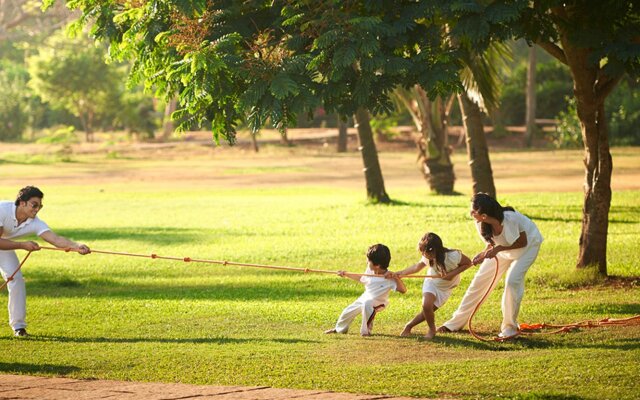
[466,257,640,342]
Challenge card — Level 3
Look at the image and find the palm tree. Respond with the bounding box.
[457,41,512,199]
[394,86,455,194]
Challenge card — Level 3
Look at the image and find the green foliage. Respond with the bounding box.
[115,90,160,139]
[58,0,467,142]
[606,78,640,145]
[499,58,573,126]
[27,31,123,136]
[0,60,30,141]
[551,97,583,149]
[35,126,79,144]
[369,114,400,141]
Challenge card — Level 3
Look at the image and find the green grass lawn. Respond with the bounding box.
[0,147,639,399]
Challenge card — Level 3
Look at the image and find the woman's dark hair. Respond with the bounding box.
[418,232,449,275]
[15,186,44,206]
[366,243,391,270]
[471,193,515,245]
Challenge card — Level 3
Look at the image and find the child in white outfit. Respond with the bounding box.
[325,244,407,336]
[390,232,472,340]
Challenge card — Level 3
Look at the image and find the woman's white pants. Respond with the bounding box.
[442,243,540,337]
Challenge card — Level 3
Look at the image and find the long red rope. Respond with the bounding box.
[5,248,638,341]
[35,246,442,279]
[466,258,640,342]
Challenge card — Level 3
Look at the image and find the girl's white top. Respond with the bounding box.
[476,210,543,259]
[420,250,462,307]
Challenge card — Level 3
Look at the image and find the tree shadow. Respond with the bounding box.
[50,226,276,246]
[525,214,637,224]
[371,199,466,208]
[0,335,319,345]
[0,362,79,375]
[26,278,360,301]
[419,327,640,352]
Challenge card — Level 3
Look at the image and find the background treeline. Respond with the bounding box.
[1,18,638,146]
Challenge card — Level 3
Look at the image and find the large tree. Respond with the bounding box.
[53,0,460,203]
[27,32,122,141]
[0,0,74,41]
[452,1,640,274]
[520,2,640,274]
[395,87,456,195]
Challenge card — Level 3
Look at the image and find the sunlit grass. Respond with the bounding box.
[0,186,638,399]
[0,147,638,399]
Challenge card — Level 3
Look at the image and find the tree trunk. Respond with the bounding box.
[251,132,259,153]
[161,98,177,141]
[354,108,390,203]
[395,86,455,194]
[458,93,496,198]
[525,46,537,147]
[575,99,611,274]
[280,126,291,146]
[416,95,455,194]
[551,34,614,275]
[337,115,348,153]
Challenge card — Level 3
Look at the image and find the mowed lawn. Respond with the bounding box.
[0,143,639,399]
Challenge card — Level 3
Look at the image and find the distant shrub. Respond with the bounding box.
[550,97,583,148]
[36,126,79,144]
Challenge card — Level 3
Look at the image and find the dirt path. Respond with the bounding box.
[3,137,640,193]
[0,374,449,400]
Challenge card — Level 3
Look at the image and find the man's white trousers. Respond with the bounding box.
[0,250,27,331]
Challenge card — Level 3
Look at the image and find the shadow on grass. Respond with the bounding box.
[52,227,203,246]
[370,199,466,207]
[51,226,281,247]
[27,278,359,301]
[386,328,640,352]
[0,335,319,345]
[0,362,79,375]
[525,214,637,224]
[577,303,640,315]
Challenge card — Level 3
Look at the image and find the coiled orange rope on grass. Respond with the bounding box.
[466,257,640,342]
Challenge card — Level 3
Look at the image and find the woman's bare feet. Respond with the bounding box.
[436,326,452,333]
[423,330,436,340]
[324,328,337,334]
[400,326,413,337]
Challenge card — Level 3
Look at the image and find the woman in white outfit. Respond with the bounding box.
[438,193,543,338]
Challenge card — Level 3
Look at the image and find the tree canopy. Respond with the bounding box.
[53,0,470,143]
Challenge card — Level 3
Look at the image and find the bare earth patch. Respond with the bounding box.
[1,130,639,194]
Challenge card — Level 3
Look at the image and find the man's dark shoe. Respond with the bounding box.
[14,328,28,337]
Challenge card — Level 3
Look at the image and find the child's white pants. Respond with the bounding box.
[334,298,382,335]
[0,251,27,331]
[442,243,540,337]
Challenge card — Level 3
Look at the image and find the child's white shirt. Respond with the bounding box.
[357,266,398,306]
